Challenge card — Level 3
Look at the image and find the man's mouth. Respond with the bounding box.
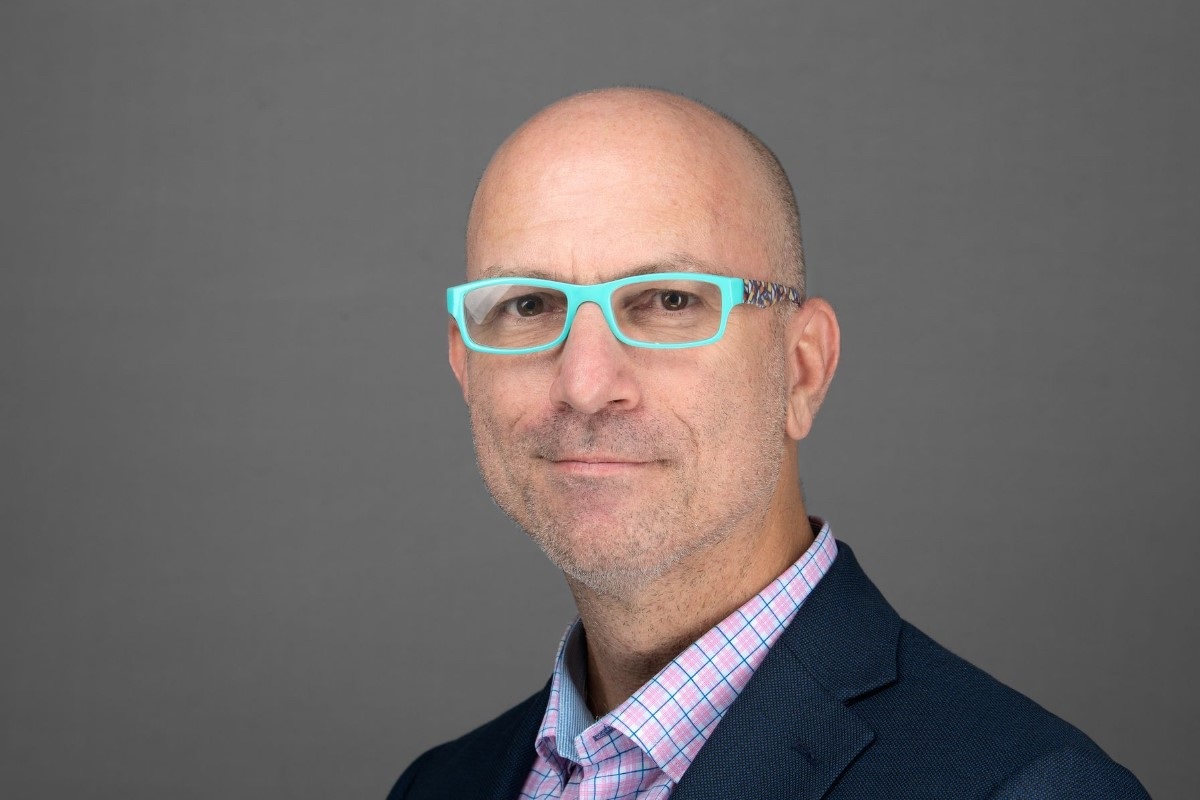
[547,454,654,476]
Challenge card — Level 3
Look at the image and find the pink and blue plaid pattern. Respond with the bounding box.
[520,522,837,799]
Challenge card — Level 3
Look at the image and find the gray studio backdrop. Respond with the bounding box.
[2,1,1196,798]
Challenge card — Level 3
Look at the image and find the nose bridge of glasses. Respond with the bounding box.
[565,285,622,344]
[573,281,618,307]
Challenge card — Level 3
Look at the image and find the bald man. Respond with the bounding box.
[389,89,1148,799]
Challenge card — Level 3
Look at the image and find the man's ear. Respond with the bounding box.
[449,318,470,401]
[784,298,841,441]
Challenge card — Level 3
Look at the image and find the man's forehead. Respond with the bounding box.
[474,254,727,283]
[466,169,773,285]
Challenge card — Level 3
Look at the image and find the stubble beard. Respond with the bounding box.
[470,409,702,597]
[467,347,791,599]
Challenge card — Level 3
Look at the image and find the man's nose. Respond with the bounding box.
[548,302,641,414]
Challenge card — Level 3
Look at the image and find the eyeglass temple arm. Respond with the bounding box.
[743,279,805,308]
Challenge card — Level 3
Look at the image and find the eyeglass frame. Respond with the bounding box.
[447,272,805,355]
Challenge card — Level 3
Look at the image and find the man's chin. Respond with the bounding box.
[552,553,672,597]
[523,522,688,596]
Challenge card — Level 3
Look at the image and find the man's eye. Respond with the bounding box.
[509,295,545,316]
[659,290,691,310]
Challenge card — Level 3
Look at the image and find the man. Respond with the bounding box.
[391,88,1149,798]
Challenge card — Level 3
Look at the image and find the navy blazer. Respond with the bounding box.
[389,543,1150,799]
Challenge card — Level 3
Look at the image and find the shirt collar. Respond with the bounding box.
[552,620,593,762]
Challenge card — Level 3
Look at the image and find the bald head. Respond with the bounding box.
[467,88,805,293]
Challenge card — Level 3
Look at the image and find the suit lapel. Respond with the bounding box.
[673,543,902,800]
[671,647,876,800]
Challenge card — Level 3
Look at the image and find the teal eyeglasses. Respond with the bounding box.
[447,272,805,354]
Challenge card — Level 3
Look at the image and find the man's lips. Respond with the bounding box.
[545,454,656,476]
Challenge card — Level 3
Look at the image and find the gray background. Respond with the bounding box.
[2,1,1196,798]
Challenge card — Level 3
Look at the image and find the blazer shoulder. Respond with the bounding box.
[785,546,1148,796]
[864,621,1148,795]
[987,743,1152,799]
[386,683,549,800]
[894,621,1093,740]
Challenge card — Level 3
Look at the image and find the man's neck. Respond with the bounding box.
[568,496,814,717]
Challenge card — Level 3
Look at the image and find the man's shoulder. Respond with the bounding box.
[835,593,1148,793]
[386,683,549,800]
[887,619,1081,733]
[742,541,1151,797]
[879,622,1146,791]
[985,741,1152,799]
[801,543,1112,745]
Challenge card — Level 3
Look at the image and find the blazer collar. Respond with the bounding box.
[672,542,902,800]
[778,541,902,702]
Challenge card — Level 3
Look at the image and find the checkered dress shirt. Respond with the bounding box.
[519,522,837,799]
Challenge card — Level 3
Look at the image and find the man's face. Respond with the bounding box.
[452,114,795,596]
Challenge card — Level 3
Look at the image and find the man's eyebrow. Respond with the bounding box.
[476,254,721,282]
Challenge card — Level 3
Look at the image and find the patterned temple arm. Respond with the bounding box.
[743,279,805,308]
